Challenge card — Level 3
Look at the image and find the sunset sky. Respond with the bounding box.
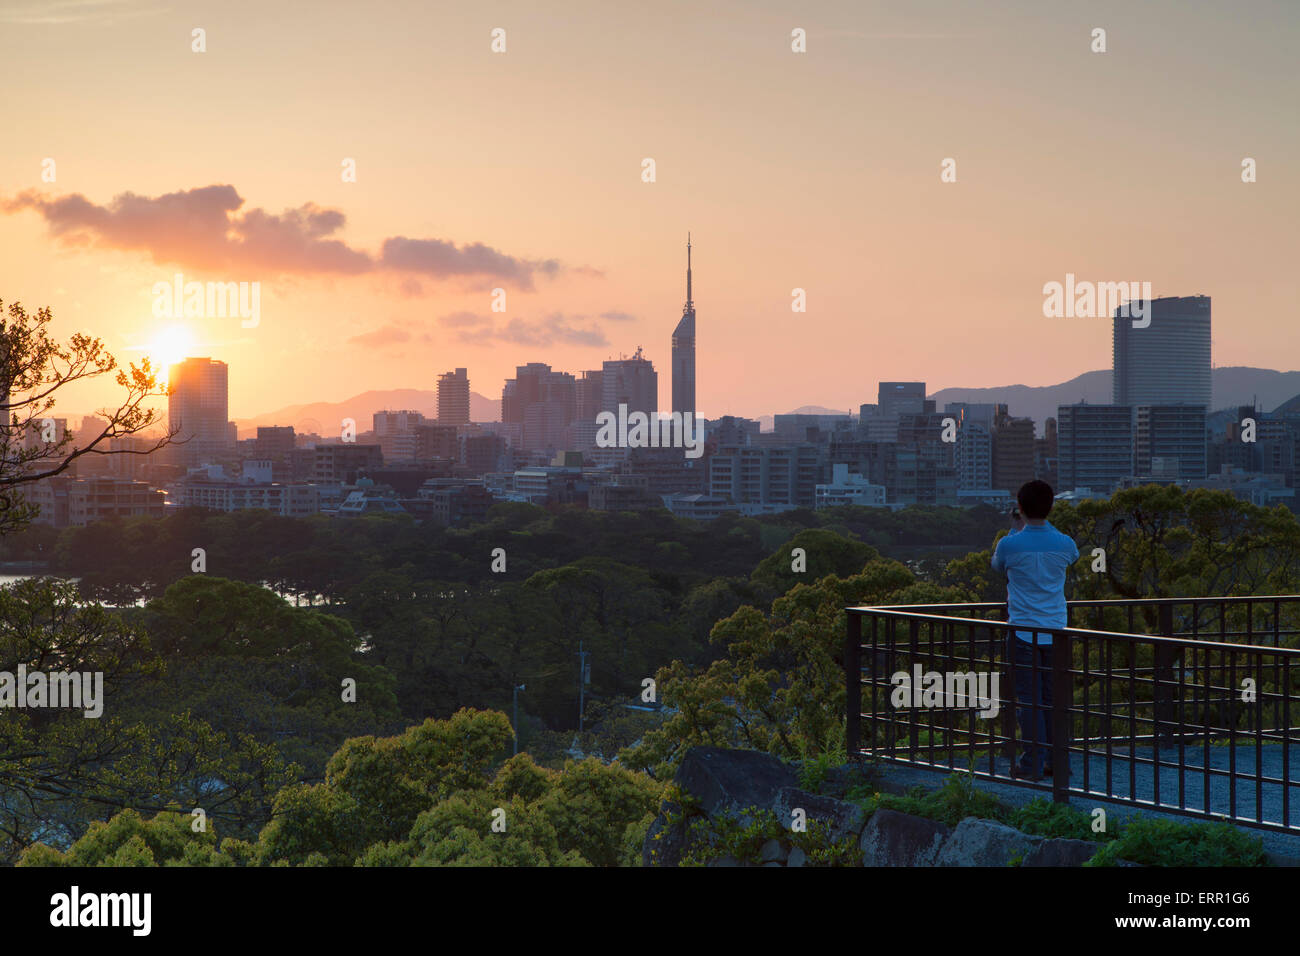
[3,0,1296,422]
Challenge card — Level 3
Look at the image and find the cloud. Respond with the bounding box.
[380,237,559,291]
[5,185,369,275]
[600,310,636,322]
[441,311,609,347]
[348,324,413,348]
[438,311,486,328]
[4,184,578,290]
[0,0,165,26]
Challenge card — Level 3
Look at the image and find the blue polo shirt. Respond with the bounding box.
[991,523,1079,643]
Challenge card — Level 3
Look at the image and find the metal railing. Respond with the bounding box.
[845,596,1300,833]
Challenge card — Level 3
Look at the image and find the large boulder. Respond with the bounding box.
[860,809,951,866]
[642,802,688,868]
[1023,838,1101,867]
[759,839,787,863]
[643,746,799,866]
[674,746,799,819]
[934,817,1043,867]
[773,787,867,844]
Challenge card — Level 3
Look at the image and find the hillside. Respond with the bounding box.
[233,390,499,437]
[929,367,1300,433]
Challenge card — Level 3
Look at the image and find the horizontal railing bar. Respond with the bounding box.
[848,595,1300,834]
[848,611,1300,656]
[857,596,1300,610]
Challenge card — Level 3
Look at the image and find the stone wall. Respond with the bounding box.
[643,746,1103,867]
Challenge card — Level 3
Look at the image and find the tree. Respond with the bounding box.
[749,527,880,600]
[621,559,971,777]
[0,299,175,535]
[16,808,250,867]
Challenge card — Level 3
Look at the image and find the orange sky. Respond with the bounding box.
[2,0,1296,422]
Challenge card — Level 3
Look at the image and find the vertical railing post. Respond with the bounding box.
[845,611,862,757]
[1000,603,1014,761]
[908,618,921,756]
[1051,633,1071,804]
[1155,603,1176,747]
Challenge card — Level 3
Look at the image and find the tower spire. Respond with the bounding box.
[685,233,693,313]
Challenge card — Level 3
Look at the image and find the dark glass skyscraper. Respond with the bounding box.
[672,236,696,418]
[1113,295,1211,407]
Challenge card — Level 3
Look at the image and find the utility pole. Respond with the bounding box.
[577,642,591,733]
[512,682,526,755]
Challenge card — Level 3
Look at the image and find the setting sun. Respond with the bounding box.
[148,324,196,380]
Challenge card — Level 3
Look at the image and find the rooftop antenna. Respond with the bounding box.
[685,232,693,313]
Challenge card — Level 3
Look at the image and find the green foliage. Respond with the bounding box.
[493,753,554,803]
[621,813,655,867]
[622,560,971,777]
[1010,799,1108,842]
[677,807,859,867]
[847,773,1009,828]
[11,482,1300,866]
[0,579,301,864]
[750,528,879,600]
[405,793,587,867]
[539,758,660,867]
[254,783,364,867]
[16,808,237,867]
[860,774,1009,828]
[796,721,848,792]
[1086,818,1269,867]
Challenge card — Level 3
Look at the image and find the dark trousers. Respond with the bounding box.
[1008,636,1053,773]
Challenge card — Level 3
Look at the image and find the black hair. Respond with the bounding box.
[1017,479,1055,520]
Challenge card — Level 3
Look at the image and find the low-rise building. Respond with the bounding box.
[26,476,165,527]
[815,463,886,508]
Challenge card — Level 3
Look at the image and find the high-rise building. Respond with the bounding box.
[706,416,761,448]
[602,348,657,418]
[461,433,509,474]
[437,368,471,425]
[373,410,426,434]
[878,382,931,416]
[575,370,604,423]
[313,444,383,483]
[944,402,999,430]
[709,444,821,510]
[1113,295,1211,407]
[373,410,427,461]
[1134,404,1208,479]
[255,426,296,460]
[1057,404,1134,493]
[773,413,853,443]
[1035,417,1059,488]
[168,357,234,467]
[955,420,993,491]
[105,435,153,480]
[501,363,576,453]
[857,404,901,442]
[254,425,297,479]
[415,423,460,460]
[672,235,696,419]
[883,446,958,505]
[992,411,1036,492]
[866,383,934,444]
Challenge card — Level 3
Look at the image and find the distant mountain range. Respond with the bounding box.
[233,390,498,438]
[761,367,1300,434]
[222,366,1297,439]
[928,367,1300,433]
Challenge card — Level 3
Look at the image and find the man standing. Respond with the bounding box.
[991,480,1079,779]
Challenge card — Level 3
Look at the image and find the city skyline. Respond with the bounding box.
[2,0,1295,423]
